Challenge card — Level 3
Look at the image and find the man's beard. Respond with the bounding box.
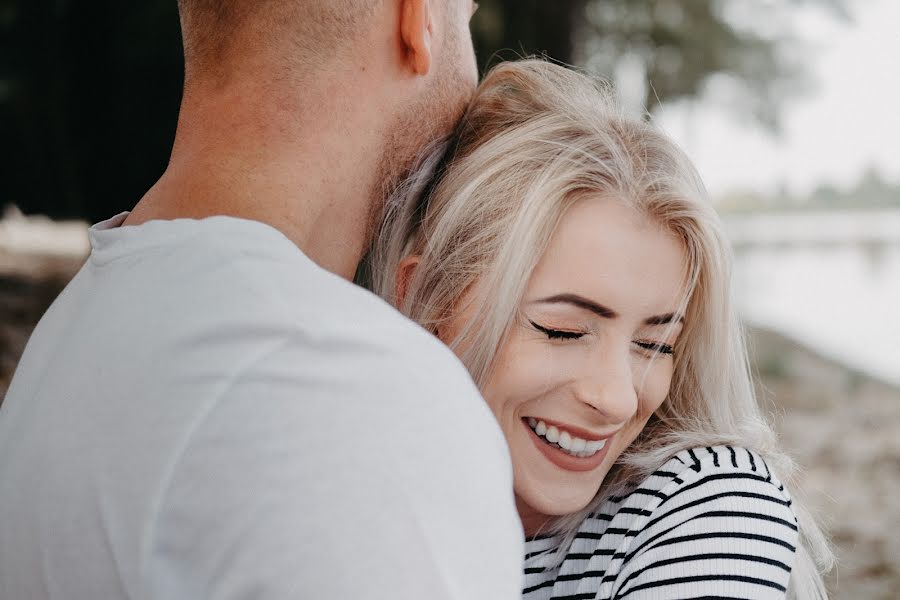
[364,47,475,253]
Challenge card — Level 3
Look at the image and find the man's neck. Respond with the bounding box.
[125,79,384,280]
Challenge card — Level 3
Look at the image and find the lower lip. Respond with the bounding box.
[524,420,612,473]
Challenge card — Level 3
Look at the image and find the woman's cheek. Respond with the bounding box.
[638,360,675,415]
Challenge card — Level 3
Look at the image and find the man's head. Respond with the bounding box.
[176,1,386,81]
[176,0,479,217]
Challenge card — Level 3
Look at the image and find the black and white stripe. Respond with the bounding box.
[522,446,798,600]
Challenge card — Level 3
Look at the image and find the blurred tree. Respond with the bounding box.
[809,182,843,207]
[0,0,183,221]
[717,169,900,212]
[1,0,852,220]
[848,167,899,207]
[470,0,588,70]
[472,0,852,127]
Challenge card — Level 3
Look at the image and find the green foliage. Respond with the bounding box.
[1,0,854,220]
[471,0,587,69]
[718,167,900,212]
[472,0,852,128]
[0,0,183,221]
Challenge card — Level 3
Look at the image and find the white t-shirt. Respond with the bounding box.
[0,213,523,600]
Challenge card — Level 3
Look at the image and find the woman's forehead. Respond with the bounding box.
[526,197,689,320]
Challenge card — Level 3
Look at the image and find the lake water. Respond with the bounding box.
[2,207,898,385]
[724,209,900,386]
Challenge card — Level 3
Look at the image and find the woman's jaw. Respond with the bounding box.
[508,407,654,535]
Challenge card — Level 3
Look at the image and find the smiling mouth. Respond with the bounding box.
[524,418,607,459]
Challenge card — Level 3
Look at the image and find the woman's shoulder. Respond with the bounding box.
[599,445,789,509]
[522,446,800,599]
[653,445,791,495]
[650,445,794,508]
[598,445,799,599]
[608,445,797,535]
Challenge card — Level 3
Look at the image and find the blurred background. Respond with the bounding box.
[1,0,898,596]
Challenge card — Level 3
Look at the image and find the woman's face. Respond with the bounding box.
[442,198,688,535]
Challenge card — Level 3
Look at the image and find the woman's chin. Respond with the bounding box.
[510,445,610,524]
[515,482,597,530]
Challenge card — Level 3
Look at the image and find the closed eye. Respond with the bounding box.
[529,320,585,340]
[633,340,674,356]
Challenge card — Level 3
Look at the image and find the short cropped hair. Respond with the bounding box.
[177,0,382,75]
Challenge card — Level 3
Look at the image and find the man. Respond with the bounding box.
[0,1,523,598]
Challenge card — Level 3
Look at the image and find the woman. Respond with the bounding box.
[363,59,831,599]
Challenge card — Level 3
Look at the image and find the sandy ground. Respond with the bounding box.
[1,230,897,598]
[749,327,900,599]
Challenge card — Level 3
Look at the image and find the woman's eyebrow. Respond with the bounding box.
[533,293,617,318]
[643,312,684,326]
[533,293,684,326]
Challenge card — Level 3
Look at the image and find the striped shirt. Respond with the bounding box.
[523,446,798,600]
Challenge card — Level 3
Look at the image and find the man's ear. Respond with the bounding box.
[399,0,433,75]
[395,255,421,309]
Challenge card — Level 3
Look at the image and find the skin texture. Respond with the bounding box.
[440,198,689,535]
[125,0,479,280]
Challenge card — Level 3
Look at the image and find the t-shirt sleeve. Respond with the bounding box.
[613,448,799,600]
[143,336,523,600]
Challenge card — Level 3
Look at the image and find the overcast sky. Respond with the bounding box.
[655,0,900,199]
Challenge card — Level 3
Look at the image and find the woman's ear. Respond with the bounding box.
[395,255,421,310]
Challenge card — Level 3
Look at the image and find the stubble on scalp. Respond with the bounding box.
[177,0,383,81]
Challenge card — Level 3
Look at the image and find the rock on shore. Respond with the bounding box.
[748,326,900,599]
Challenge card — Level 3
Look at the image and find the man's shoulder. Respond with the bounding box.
[84,213,499,451]
[87,212,480,404]
[126,215,465,377]
[264,264,472,392]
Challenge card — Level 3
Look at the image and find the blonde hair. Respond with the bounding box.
[364,59,832,599]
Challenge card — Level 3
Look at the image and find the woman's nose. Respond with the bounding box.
[572,353,638,424]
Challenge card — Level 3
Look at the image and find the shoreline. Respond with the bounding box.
[746,325,900,599]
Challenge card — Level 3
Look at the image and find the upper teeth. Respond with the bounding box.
[527,418,607,457]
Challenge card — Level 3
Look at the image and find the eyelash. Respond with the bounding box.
[529,320,675,355]
[634,341,675,356]
[529,320,584,340]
